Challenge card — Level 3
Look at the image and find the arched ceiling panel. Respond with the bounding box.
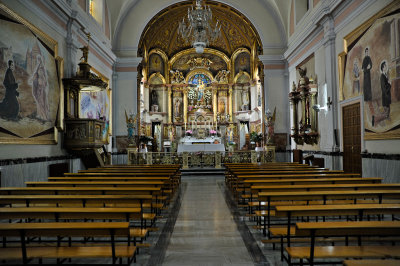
[138,1,262,58]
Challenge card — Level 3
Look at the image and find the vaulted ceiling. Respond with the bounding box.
[107,0,290,57]
[137,1,262,58]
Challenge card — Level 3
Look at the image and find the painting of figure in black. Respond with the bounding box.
[0,60,20,120]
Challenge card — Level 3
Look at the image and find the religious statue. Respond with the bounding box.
[265,107,276,144]
[215,70,230,83]
[174,98,182,117]
[170,69,185,84]
[186,57,213,69]
[197,80,205,103]
[79,45,89,63]
[151,90,158,112]
[125,110,137,144]
[241,90,249,111]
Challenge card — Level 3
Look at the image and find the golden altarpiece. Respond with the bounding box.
[136,46,265,152]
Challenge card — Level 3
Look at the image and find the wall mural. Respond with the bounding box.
[234,52,250,75]
[341,11,400,139]
[149,53,165,76]
[0,7,61,144]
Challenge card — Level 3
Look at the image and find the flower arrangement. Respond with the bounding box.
[185,130,193,136]
[209,130,217,136]
[250,131,263,143]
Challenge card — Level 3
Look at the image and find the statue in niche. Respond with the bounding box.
[265,107,276,144]
[218,99,226,114]
[174,98,182,117]
[241,90,249,111]
[151,90,159,112]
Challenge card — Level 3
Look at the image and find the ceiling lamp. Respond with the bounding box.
[178,0,221,54]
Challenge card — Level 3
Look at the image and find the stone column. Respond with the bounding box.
[322,14,338,152]
[66,10,78,78]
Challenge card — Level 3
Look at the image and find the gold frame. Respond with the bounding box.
[338,1,400,140]
[148,49,168,81]
[0,3,63,144]
[185,69,214,84]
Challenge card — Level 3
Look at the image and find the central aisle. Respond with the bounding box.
[162,175,253,265]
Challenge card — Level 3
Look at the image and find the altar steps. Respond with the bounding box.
[181,167,225,176]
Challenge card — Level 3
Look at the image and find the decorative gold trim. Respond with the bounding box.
[339,0,400,140]
[0,3,61,145]
[342,1,400,53]
[231,48,250,77]
[337,51,346,102]
[148,72,166,84]
[185,69,214,84]
[148,49,169,81]
[233,71,251,83]
[0,3,58,56]
[169,47,231,69]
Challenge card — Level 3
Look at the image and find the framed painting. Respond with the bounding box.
[0,3,63,144]
[339,2,400,140]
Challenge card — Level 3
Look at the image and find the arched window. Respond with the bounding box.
[188,74,211,85]
[89,0,103,25]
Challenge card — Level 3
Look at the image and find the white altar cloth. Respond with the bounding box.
[177,143,225,154]
[180,136,221,144]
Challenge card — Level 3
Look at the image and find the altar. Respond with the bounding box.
[177,136,225,154]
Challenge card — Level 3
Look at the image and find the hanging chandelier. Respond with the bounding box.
[178,0,221,54]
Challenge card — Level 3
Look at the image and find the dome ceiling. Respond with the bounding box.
[138,0,262,58]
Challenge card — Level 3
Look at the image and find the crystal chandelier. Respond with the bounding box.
[178,0,221,54]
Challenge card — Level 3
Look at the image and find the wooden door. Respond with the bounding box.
[342,103,361,174]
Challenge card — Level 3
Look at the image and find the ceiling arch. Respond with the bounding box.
[138,1,262,58]
[111,0,287,57]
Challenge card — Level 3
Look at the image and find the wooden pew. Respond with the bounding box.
[231,173,361,202]
[271,204,400,260]
[48,176,170,181]
[343,259,400,266]
[0,186,161,196]
[0,222,136,265]
[286,221,400,265]
[257,190,400,236]
[0,207,142,223]
[26,181,165,187]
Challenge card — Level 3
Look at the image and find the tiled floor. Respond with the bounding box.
[160,174,273,266]
[163,175,252,265]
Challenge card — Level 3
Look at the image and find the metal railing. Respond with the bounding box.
[127,149,275,168]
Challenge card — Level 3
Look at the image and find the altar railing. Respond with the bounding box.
[126,147,275,168]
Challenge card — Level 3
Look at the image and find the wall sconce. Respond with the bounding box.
[312,104,326,112]
[326,96,333,110]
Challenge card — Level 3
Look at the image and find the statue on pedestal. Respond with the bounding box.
[125,110,137,145]
[265,107,276,144]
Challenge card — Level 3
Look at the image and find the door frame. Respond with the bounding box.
[339,96,364,152]
[339,96,364,174]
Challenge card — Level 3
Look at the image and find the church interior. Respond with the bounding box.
[0,0,399,265]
